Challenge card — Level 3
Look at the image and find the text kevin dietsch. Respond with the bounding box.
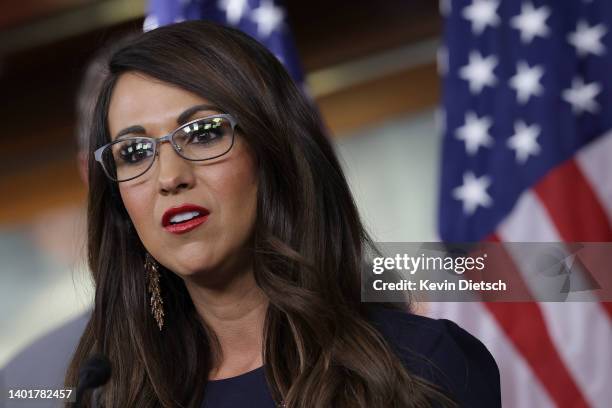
[370,253,507,293]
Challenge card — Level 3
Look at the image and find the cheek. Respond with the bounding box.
[210,152,258,237]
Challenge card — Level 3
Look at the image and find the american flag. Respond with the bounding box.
[434,0,612,407]
[144,0,304,84]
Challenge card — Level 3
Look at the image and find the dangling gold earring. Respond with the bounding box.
[144,253,164,330]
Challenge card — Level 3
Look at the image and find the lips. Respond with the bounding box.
[162,204,210,234]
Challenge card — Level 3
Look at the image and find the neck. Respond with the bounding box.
[184,267,268,380]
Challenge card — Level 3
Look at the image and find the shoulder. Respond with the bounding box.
[366,305,501,408]
[1,311,90,390]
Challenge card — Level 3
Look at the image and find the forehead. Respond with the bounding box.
[108,72,213,137]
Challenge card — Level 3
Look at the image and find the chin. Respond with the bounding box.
[172,254,219,277]
[169,240,217,266]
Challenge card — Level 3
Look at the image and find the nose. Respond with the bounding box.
[156,142,196,195]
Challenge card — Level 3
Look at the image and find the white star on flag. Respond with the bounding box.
[509,61,544,104]
[453,171,493,215]
[462,0,500,35]
[143,15,160,32]
[562,77,602,115]
[567,20,607,57]
[251,0,285,38]
[455,112,494,155]
[507,120,541,164]
[510,2,551,44]
[218,0,250,25]
[459,51,498,94]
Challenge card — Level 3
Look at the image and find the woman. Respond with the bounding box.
[65,21,500,407]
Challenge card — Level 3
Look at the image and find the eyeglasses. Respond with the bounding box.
[94,113,237,182]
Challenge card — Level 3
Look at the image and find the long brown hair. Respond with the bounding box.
[65,21,454,407]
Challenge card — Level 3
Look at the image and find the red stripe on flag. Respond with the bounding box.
[486,302,590,408]
[485,234,590,407]
[534,158,612,320]
[600,302,612,320]
[534,159,612,242]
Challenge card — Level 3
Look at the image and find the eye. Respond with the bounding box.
[186,129,223,145]
[182,118,227,146]
[116,140,154,164]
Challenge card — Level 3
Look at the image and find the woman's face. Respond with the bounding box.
[107,72,258,282]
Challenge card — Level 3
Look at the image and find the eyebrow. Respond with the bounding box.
[113,104,221,140]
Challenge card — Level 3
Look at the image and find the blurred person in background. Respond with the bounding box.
[64,21,500,407]
[0,33,138,407]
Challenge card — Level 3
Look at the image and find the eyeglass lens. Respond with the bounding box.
[101,116,234,181]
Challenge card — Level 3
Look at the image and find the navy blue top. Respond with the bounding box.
[202,306,501,407]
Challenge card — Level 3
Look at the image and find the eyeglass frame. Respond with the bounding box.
[94,113,238,182]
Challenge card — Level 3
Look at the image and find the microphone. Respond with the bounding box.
[74,354,112,408]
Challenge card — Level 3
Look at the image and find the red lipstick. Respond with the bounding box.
[162,204,210,234]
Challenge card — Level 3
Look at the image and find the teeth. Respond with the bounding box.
[169,211,201,224]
